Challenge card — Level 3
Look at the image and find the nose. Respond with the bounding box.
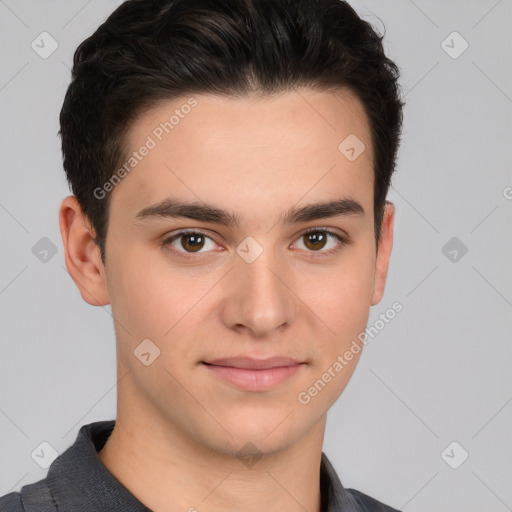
[219,243,296,338]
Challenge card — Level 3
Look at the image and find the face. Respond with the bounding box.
[61,88,394,459]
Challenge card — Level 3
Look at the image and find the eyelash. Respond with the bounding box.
[161,227,348,260]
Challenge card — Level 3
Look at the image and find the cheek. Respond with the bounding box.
[107,249,221,350]
[106,250,173,339]
[107,235,376,347]
[304,249,375,329]
[298,243,375,375]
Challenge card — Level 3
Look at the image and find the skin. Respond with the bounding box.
[59,88,394,512]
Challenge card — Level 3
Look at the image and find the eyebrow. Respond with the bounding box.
[134,197,365,228]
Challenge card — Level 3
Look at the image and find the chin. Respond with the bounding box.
[210,433,297,464]
[215,415,302,455]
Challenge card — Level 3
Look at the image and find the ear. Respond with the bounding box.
[59,195,110,306]
[370,201,395,306]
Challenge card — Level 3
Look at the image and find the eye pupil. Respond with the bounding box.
[182,233,204,252]
[304,231,327,251]
[165,228,343,258]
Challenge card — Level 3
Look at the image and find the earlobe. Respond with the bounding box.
[59,195,110,306]
[370,201,395,306]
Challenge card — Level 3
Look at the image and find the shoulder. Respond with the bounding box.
[0,491,24,512]
[0,477,56,512]
[346,488,402,512]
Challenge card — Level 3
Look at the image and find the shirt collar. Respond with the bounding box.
[47,420,360,512]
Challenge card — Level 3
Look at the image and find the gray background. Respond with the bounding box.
[0,1,511,510]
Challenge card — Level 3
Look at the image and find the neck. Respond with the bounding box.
[98,381,327,512]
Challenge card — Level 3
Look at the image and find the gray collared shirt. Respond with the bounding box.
[0,420,401,511]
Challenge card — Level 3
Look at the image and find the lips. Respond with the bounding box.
[202,356,304,370]
[202,356,306,391]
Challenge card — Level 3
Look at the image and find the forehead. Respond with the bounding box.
[110,88,374,226]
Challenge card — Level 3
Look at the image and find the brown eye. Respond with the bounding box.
[303,231,328,251]
[294,229,346,255]
[162,231,217,255]
[161,228,347,260]
[179,233,205,252]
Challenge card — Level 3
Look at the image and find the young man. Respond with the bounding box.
[0,0,403,510]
